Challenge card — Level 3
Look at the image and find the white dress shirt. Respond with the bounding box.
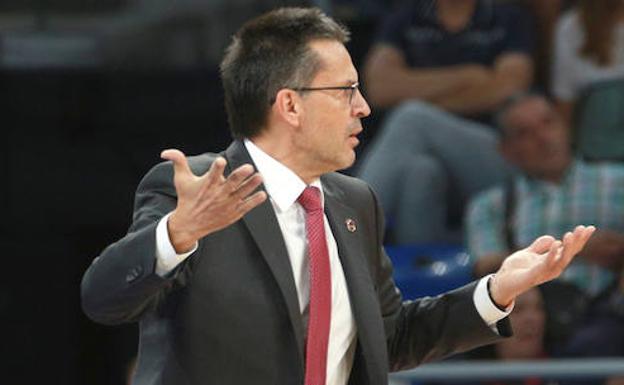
[153,139,512,385]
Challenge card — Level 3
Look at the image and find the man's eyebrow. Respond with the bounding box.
[347,73,359,84]
[324,80,357,86]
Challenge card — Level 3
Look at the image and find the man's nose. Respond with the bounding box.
[353,88,371,118]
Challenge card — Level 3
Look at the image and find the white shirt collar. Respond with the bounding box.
[244,139,324,212]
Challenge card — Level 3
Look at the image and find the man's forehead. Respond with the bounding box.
[313,67,359,85]
[507,98,549,126]
[308,39,358,82]
[510,97,549,116]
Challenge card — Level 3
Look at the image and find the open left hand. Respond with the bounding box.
[489,225,596,308]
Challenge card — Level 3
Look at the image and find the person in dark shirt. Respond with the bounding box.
[357,0,534,244]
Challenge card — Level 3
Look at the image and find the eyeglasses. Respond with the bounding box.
[291,82,360,105]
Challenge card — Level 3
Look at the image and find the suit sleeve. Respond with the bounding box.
[366,186,511,371]
[81,160,191,325]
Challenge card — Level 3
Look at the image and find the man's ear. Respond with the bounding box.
[273,88,303,127]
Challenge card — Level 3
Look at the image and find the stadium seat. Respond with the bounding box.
[574,77,624,161]
[385,243,472,299]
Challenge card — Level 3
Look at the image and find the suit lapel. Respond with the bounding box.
[224,141,305,367]
[322,176,384,383]
[322,178,370,294]
[222,143,385,380]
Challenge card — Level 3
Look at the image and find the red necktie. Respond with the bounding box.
[298,186,332,385]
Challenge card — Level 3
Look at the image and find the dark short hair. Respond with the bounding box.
[220,7,350,139]
[494,91,550,138]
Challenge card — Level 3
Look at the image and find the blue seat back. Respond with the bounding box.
[385,243,472,299]
[574,78,624,161]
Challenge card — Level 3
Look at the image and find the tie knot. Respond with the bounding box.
[297,186,322,213]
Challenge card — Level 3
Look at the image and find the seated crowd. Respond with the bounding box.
[351,0,624,383]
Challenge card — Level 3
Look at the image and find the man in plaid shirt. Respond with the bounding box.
[467,93,624,297]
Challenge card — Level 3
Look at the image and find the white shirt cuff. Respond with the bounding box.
[473,274,514,329]
[155,212,198,277]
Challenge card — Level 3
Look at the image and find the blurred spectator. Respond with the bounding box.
[518,0,567,90]
[467,93,624,297]
[498,0,575,90]
[427,287,556,385]
[357,0,534,243]
[552,0,624,124]
[363,0,534,113]
[560,272,624,385]
[487,287,548,362]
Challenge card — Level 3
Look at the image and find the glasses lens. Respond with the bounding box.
[349,85,357,104]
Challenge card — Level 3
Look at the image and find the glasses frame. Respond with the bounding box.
[291,82,360,105]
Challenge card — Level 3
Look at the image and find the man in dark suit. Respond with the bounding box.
[81,7,595,385]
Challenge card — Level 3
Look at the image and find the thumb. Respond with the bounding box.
[528,235,556,254]
[161,149,193,179]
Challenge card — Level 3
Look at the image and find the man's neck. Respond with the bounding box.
[529,160,573,185]
[436,0,477,33]
[248,135,320,185]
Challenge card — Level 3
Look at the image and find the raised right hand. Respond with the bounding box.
[161,149,267,253]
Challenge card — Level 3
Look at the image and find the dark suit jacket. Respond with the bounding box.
[81,140,509,385]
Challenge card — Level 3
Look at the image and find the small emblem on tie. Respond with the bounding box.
[345,218,356,233]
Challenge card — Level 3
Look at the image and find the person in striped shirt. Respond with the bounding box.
[467,93,624,297]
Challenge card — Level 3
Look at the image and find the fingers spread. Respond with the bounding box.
[237,191,268,214]
[545,239,562,266]
[233,173,264,200]
[557,231,574,265]
[529,235,555,254]
[204,157,228,185]
[161,149,193,178]
[224,164,256,193]
[560,225,596,266]
[581,225,596,244]
[519,225,596,287]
